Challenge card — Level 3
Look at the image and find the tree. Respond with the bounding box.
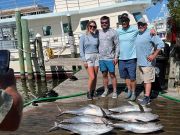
[167,0,180,27]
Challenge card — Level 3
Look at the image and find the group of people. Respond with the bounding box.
[80,13,164,105]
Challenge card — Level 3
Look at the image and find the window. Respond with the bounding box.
[63,23,69,33]
[133,12,143,22]
[80,20,89,31]
[42,26,52,36]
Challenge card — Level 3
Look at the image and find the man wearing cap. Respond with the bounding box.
[135,17,164,105]
[0,69,23,131]
[116,13,138,101]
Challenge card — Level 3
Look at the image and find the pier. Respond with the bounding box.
[0,58,180,135]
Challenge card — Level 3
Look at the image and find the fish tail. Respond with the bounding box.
[48,122,59,132]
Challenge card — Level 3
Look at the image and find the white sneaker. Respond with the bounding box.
[112,92,118,99]
[101,90,108,97]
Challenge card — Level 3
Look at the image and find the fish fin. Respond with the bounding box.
[48,122,59,132]
[56,104,64,116]
[128,101,144,112]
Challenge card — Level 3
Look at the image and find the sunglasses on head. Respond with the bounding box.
[89,25,96,28]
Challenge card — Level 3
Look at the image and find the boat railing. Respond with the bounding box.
[0,40,18,50]
[54,0,148,12]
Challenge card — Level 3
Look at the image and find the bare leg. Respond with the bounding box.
[125,79,131,90]
[109,72,117,93]
[144,83,152,97]
[102,71,108,90]
[92,66,99,91]
[87,66,96,92]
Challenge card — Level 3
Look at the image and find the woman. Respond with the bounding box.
[79,20,99,100]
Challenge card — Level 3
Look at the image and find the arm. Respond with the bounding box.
[113,31,119,65]
[0,69,23,131]
[79,35,88,68]
[147,35,164,62]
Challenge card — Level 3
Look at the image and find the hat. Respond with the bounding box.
[120,13,130,22]
[138,17,147,24]
[0,89,13,123]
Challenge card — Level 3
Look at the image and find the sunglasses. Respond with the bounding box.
[138,22,146,27]
[89,25,96,29]
[101,21,108,24]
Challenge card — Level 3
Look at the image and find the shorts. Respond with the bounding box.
[85,53,99,67]
[99,60,115,73]
[139,66,155,83]
[118,59,137,80]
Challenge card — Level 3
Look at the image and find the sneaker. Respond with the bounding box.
[101,89,108,97]
[91,90,98,97]
[129,93,136,101]
[125,90,132,99]
[87,92,93,100]
[112,92,118,99]
[139,96,151,106]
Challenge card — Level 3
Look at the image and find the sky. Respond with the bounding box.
[0,0,168,22]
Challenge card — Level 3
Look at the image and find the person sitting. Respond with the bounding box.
[0,69,23,131]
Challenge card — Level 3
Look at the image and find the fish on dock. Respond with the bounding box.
[107,112,159,122]
[58,115,112,124]
[57,104,107,117]
[109,105,152,113]
[49,122,114,135]
[112,122,163,133]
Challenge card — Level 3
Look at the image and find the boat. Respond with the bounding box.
[0,0,155,72]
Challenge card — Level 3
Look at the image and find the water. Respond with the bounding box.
[16,78,65,104]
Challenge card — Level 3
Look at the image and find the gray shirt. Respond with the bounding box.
[79,33,99,62]
[99,28,119,60]
[0,89,13,123]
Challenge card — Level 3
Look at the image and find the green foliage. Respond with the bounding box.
[167,0,180,23]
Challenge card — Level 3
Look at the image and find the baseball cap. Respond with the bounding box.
[120,13,130,22]
[138,17,147,24]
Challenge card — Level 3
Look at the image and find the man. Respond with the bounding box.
[0,69,23,131]
[135,17,164,105]
[99,16,119,98]
[116,13,138,101]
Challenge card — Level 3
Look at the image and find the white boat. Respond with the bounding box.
[0,0,155,72]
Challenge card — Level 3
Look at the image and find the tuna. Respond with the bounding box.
[109,105,152,113]
[57,104,107,117]
[107,112,159,122]
[58,115,112,124]
[112,122,163,133]
[49,122,114,135]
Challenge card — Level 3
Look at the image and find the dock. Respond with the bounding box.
[0,58,180,135]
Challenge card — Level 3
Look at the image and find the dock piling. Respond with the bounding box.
[21,19,34,80]
[36,33,46,81]
[15,11,25,79]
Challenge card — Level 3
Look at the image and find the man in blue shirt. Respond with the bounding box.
[135,17,164,105]
[116,13,138,101]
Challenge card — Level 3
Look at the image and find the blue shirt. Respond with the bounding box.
[99,28,119,60]
[135,29,164,67]
[79,33,99,61]
[117,26,138,60]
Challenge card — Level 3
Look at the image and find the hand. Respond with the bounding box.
[113,58,118,65]
[147,54,156,62]
[0,69,16,90]
[83,62,88,69]
[150,28,157,36]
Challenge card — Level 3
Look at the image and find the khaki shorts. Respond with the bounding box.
[139,66,155,83]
